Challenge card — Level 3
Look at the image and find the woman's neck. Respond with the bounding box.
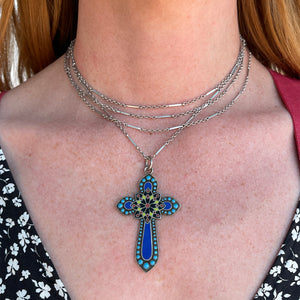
[74,0,240,105]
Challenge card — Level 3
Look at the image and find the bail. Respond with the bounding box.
[144,156,153,174]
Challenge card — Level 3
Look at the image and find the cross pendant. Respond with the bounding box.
[117,174,180,272]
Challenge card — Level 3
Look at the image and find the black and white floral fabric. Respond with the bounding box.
[1,143,300,299]
[0,147,70,299]
[254,206,300,300]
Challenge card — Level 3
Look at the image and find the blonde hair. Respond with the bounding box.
[0,0,299,91]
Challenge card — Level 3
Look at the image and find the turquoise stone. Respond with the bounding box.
[117,174,180,272]
[150,260,155,266]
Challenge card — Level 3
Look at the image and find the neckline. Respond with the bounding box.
[0,70,299,298]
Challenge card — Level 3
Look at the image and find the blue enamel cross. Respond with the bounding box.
[117,174,180,272]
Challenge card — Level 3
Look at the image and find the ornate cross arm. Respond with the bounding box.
[117,174,180,272]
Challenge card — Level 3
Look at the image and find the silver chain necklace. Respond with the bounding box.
[70,37,246,111]
[64,40,251,272]
[64,40,251,162]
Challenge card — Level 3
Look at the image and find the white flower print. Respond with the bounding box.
[12,197,22,207]
[54,279,68,299]
[273,290,291,299]
[294,208,300,224]
[273,290,283,300]
[18,229,30,252]
[32,280,51,299]
[16,289,31,300]
[5,218,15,228]
[41,263,54,278]
[18,212,30,227]
[0,146,72,298]
[0,278,6,294]
[292,226,300,242]
[2,183,15,194]
[285,260,299,273]
[294,272,300,286]
[0,164,9,175]
[20,270,31,282]
[256,283,273,298]
[31,235,41,246]
[0,149,5,161]
[0,196,7,206]
[10,243,19,256]
[6,258,20,279]
[270,265,282,277]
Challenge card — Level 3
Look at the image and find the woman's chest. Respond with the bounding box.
[4,137,298,299]
[19,175,298,300]
[1,113,300,299]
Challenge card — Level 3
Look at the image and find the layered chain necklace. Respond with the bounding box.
[64,37,251,272]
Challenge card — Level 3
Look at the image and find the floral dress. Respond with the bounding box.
[1,72,300,299]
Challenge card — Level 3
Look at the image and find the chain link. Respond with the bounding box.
[64,40,251,170]
[65,47,245,133]
[68,37,246,118]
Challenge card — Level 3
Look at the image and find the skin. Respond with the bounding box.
[0,0,299,299]
[74,0,241,104]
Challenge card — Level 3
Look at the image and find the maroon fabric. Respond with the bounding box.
[0,91,7,102]
[269,70,300,158]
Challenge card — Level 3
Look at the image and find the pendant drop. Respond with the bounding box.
[117,174,180,272]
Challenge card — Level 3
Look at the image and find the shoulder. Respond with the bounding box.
[0,56,71,123]
[0,55,91,141]
[0,56,78,157]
